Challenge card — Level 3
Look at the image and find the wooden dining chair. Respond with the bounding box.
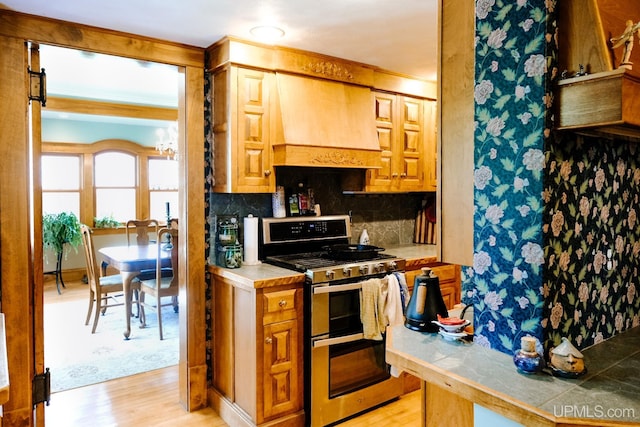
[138,227,179,340]
[125,219,159,246]
[125,218,170,283]
[80,224,133,333]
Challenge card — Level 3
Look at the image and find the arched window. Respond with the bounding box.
[41,139,178,228]
[94,151,136,222]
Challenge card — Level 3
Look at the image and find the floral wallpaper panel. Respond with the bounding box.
[468,0,555,354]
[543,135,640,350]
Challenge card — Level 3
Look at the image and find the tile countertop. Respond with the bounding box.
[386,324,640,425]
[208,243,438,288]
[382,244,438,269]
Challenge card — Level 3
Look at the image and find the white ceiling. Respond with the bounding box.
[1,0,439,80]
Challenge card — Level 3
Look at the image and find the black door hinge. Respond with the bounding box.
[32,368,51,407]
[27,66,47,107]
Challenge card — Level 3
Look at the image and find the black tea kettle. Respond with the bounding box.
[405,267,448,332]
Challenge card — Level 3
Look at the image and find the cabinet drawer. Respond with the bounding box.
[430,264,457,283]
[263,289,298,324]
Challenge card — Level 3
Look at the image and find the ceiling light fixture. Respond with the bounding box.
[250,25,285,43]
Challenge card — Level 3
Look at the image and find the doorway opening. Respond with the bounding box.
[39,44,181,394]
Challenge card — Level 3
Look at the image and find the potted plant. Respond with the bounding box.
[43,211,82,293]
[94,215,120,228]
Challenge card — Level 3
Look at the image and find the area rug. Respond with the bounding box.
[44,296,179,393]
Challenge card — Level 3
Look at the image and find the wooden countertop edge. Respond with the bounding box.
[386,330,634,427]
[0,314,9,406]
[404,256,439,269]
[207,264,305,289]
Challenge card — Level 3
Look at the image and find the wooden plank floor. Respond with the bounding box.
[44,279,421,426]
[46,370,420,427]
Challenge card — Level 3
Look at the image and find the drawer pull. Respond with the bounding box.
[279,300,287,308]
[265,337,272,344]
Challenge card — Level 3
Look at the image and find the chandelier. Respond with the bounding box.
[155,122,178,159]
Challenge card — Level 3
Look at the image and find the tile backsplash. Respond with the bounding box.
[207,167,431,263]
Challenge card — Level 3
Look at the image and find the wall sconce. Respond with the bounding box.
[155,122,178,159]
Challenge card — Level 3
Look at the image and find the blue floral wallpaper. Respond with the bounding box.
[467,0,556,354]
[469,0,640,356]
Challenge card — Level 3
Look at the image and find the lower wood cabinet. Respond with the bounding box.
[211,273,305,427]
[404,263,461,310]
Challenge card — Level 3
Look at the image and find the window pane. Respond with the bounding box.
[42,155,80,190]
[96,189,135,222]
[149,158,178,190]
[95,152,135,186]
[150,191,179,222]
[42,192,80,217]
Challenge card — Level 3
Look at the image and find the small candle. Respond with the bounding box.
[166,202,171,218]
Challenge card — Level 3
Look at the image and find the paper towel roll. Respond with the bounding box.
[243,214,261,265]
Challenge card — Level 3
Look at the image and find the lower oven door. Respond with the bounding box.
[310,333,403,427]
[309,281,404,427]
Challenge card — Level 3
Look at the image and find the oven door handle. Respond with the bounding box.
[312,333,364,348]
[312,282,363,294]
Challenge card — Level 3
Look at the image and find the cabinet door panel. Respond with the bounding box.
[263,319,300,419]
[369,93,396,188]
[235,68,273,191]
[368,92,428,191]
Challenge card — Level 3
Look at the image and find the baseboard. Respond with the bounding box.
[43,268,86,283]
[208,388,305,427]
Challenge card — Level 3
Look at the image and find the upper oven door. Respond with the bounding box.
[310,281,367,338]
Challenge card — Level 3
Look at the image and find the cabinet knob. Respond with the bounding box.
[278,300,287,308]
[264,170,271,176]
[265,337,272,344]
[392,173,399,178]
[401,173,407,177]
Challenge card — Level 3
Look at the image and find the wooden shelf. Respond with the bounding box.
[556,68,640,140]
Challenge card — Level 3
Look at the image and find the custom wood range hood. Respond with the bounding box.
[273,72,380,169]
[556,0,640,140]
[206,37,435,173]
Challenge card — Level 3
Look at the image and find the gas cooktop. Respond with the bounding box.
[261,215,405,283]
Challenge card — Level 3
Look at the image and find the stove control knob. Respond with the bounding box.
[359,265,369,275]
[388,261,397,271]
[374,263,384,273]
[325,270,335,280]
[342,267,352,278]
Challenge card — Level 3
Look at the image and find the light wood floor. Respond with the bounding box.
[44,279,421,427]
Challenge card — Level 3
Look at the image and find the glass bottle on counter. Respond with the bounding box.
[288,192,300,216]
[297,182,309,215]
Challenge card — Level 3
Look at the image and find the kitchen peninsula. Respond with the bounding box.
[386,325,640,427]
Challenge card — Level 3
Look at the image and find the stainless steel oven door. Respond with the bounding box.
[309,281,403,427]
[310,332,403,427]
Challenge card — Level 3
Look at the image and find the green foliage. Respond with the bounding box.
[42,212,82,256]
[94,215,120,229]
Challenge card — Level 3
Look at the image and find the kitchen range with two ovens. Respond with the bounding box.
[261,215,406,427]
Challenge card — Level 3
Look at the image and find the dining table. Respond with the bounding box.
[98,243,171,339]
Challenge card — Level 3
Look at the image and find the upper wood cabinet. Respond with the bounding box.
[211,65,276,193]
[366,92,436,192]
[556,0,640,140]
[206,37,436,194]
